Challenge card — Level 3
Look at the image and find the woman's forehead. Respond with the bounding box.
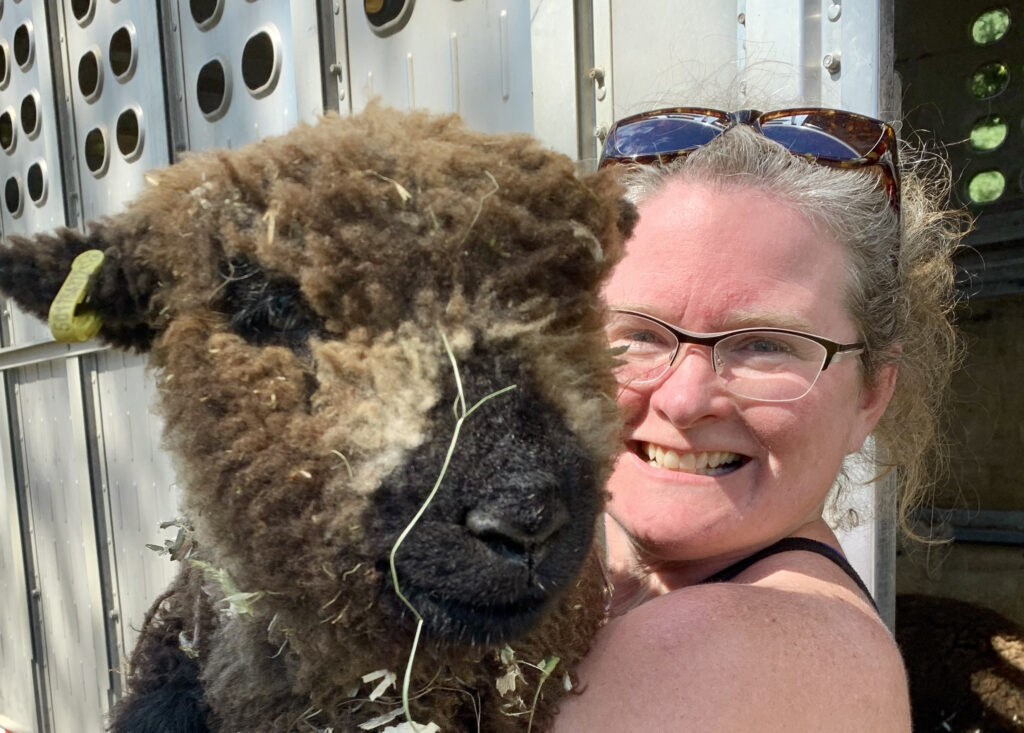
[604,179,852,330]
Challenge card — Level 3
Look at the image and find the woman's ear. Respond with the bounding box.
[846,361,899,455]
[0,225,159,351]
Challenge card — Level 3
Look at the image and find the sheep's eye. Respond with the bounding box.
[217,256,323,349]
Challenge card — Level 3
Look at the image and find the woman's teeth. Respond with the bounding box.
[642,442,741,474]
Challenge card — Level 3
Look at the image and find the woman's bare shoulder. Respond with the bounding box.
[552,570,911,732]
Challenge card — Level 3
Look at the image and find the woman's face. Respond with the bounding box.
[603,180,895,569]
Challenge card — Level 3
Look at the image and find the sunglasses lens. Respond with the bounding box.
[759,112,885,161]
[603,111,728,161]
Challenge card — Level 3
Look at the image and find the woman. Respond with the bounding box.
[552,109,965,731]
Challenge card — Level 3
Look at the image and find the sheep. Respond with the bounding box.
[897,593,1024,732]
[0,103,637,732]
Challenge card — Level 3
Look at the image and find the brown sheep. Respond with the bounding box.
[897,593,1024,732]
[0,104,636,732]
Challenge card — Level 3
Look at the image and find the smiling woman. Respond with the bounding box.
[552,114,968,732]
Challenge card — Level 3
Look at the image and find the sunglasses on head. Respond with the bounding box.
[598,107,900,213]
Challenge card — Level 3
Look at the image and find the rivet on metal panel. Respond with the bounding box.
[827,3,841,22]
[822,52,841,74]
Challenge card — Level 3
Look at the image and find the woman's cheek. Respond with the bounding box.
[614,386,648,425]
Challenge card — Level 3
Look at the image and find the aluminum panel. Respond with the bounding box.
[530,0,578,159]
[59,0,173,221]
[344,0,534,134]
[91,349,181,664]
[14,359,109,732]
[0,0,69,345]
[605,0,740,118]
[0,374,36,733]
[171,0,319,152]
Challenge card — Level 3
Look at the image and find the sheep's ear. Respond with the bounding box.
[0,227,159,351]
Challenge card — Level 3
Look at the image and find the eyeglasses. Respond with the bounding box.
[606,309,865,402]
[598,107,900,213]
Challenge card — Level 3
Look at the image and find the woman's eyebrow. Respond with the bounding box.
[718,310,818,333]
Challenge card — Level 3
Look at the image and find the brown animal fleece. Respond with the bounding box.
[0,104,636,732]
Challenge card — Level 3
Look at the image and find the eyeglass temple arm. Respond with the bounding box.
[822,343,865,370]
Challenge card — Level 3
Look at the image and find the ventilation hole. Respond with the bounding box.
[967,170,1006,203]
[116,107,143,160]
[26,161,46,205]
[109,25,136,80]
[84,126,108,175]
[972,8,1011,45]
[365,0,412,31]
[190,0,223,28]
[0,43,8,88]
[13,22,32,69]
[969,61,1010,99]
[20,92,38,138]
[4,176,21,216]
[70,0,94,24]
[241,30,279,95]
[196,58,229,119]
[970,116,1008,151]
[78,48,102,100]
[0,109,14,152]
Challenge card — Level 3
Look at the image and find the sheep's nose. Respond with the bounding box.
[465,504,568,560]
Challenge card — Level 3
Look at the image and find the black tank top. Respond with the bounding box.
[699,537,878,612]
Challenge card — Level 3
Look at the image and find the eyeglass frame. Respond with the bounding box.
[607,308,866,402]
[597,107,901,214]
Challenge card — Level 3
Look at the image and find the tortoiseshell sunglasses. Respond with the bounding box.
[598,107,900,213]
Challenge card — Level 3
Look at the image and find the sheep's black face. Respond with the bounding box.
[366,348,601,645]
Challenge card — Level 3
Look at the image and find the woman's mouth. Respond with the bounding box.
[636,442,745,475]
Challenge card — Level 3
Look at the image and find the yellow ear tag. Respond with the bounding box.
[48,249,105,343]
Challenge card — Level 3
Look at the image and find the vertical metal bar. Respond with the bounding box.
[573,0,596,165]
[316,0,343,113]
[63,355,114,721]
[158,0,191,160]
[77,352,125,708]
[5,373,53,733]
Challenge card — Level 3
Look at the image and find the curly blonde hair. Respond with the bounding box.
[619,125,970,536]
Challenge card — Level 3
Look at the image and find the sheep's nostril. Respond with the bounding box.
[465,505,569,560]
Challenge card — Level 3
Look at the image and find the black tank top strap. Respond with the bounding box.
[700,537,878,612]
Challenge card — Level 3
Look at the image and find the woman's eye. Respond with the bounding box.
[727,334,795,357]
[609,328,671,353]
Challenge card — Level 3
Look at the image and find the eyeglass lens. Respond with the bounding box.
[606,312,829,402]
[605,113,726,158]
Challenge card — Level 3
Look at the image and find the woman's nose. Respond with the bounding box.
[648,346,731,427]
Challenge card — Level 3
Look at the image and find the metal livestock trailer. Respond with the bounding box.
[0,2,895,730]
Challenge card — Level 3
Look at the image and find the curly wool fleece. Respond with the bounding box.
[0,104,636,731]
